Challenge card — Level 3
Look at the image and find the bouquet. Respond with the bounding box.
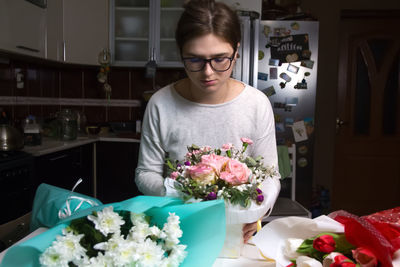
[164,138,280,258]
[0,184,227,267]
[251,207,400,267]
[165,137,277,209]
[39,206,187,267]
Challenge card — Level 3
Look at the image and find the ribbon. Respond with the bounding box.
[57,178,99,219]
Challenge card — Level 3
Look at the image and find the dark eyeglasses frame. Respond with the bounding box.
[181,50,237,72]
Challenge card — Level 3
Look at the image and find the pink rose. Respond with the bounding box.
[240,137,253,145]
[189,164,216,185]
[200,154,228,173]
[219,158,251,185]
[222,143,233,150]
[352,247,378,267]
[170,171,179,180]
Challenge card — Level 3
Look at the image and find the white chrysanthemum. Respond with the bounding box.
[136,238,165,267]
[110,239,140,266]
[86,252,113,267]
[87,206,125,236]
[93,234,125,253]
[129,223,152,242]
[131,212,149,226]
[39,246,69,267]
[55,231,86,260]
[162,213,183,248]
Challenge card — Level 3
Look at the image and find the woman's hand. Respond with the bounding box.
[243,222,258,243]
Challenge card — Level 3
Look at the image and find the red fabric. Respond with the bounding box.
[329,210,394,267]
[362,207,400,251]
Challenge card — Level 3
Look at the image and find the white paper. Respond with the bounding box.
[252,215,344,267]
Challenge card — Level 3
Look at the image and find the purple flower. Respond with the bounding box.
[256,188,262,194]
[256,194,264,203]
[184,161,191,166]
[177,163,182,168]
[207,192,217,200]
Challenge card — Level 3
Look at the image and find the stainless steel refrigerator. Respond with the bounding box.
[233,16,319,208]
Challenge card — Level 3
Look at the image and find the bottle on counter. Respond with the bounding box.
[58,109,78,141]
[24,115,42,146]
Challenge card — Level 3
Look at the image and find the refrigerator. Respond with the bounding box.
[233,15,319,209]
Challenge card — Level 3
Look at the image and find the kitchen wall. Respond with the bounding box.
[299,0,400,201]
[0,51,186,128]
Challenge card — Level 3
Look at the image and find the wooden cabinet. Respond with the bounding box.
[46,0,109,65]
[96,142,141,203]
[34,144,94,197]
[110,0,184,67]
[218,0,262,14]
[0,0,46,58]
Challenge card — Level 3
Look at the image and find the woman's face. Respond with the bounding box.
[181,33,237,95]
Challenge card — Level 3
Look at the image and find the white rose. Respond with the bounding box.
[296,256,323,267]
[284,238,305,259]
[323,252,342,267]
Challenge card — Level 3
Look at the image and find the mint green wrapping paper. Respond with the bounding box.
[1,187,226,267]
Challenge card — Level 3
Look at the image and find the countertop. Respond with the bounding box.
[22,133,141,157]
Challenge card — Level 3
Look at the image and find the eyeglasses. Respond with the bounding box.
[182,51,236,72]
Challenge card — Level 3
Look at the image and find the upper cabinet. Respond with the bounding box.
[0,0,46,58]
[47,0,109,65]
[110,0,184,67]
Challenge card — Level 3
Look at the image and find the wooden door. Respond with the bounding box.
[333,10,400,216]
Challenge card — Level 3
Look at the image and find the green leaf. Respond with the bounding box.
[245,157,257,167]
[165,159,176,171]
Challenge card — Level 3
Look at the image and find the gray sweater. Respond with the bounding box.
[135,82,281,196]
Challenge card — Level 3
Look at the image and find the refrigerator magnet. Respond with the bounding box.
[276,122,285,133]
[285,117,294,127]
[285,97,299,106]
[287,64,299,74]
[262,85,276,97]
[294,79,308,89]
[292,121,308,142]
[269,58,280,66]
[291,22,300,30]
[297,157,308,168]
[298,145,308,155]
[279,72,292,82]
[259,50,265,60]
[258,72,268,81]
[263,25,271,37]
[286,53,299,63]
[270,68,278,79]
[300,60,314,69]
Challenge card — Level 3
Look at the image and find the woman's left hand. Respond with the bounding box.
[243,222,258,243]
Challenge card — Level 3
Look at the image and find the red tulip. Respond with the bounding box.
[313,234,336,253]
[352,247,378,267]
[331,254,356,267]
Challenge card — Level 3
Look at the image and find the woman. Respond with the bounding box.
[135,0,281,243]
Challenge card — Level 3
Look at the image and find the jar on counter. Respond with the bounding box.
[24,115,42,146]
[58,109,78,141]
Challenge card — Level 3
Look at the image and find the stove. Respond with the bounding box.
[0,150,34,225]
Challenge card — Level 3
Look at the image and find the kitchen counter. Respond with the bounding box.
[22,134,141,157]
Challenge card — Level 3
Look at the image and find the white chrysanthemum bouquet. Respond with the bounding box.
[39,206,187,267]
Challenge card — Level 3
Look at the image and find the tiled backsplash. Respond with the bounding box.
[0,52,186,127]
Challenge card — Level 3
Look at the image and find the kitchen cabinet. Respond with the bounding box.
[218,0,262,14]
[0,0,46,58]
[110,0,184,67]
[96,141,141,203]
[46,0,109,65]
[33,144,94,197]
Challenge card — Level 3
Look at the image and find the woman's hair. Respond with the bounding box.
[175,0,241,55]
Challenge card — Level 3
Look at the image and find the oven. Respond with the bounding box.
[0,151,34,251]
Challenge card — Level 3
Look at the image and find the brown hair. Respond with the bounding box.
[175,0,241,55]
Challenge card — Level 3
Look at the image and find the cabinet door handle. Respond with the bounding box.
[62,41,66,62]
[16,45,40,53]
[49,154,68,161]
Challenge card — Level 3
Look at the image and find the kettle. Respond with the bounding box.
[0,124,24,151]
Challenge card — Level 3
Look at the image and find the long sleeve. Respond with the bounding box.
[134,99,166,196]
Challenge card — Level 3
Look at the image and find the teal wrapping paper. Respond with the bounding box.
[1,185,226,267]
